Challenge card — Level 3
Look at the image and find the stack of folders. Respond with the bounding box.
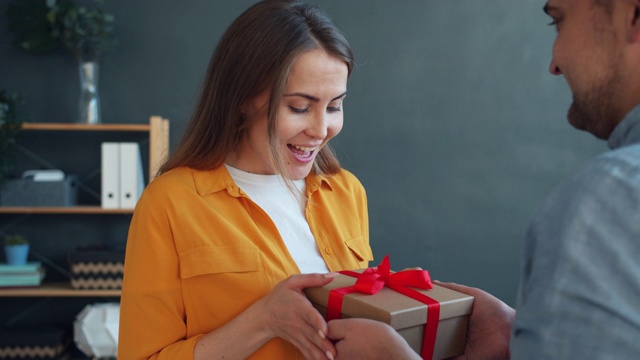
[101,142,145,209]
[0,262,46,287]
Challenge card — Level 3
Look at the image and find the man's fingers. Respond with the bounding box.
[326,319,349,340]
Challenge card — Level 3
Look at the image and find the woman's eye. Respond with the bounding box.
[289,106,309,114]
[327,106,342,113]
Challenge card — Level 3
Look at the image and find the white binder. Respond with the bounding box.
[101,142,120,209]
[119,142,145,209]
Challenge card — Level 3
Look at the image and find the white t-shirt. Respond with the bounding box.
[225,165,329,274]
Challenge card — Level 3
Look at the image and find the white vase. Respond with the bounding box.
[78,61,101,124]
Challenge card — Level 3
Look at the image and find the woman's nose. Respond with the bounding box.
[306,112,328,139]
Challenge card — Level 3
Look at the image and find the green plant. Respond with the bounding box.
[4,234,29,246]
[0,89,24,186]
[7,0,116,62]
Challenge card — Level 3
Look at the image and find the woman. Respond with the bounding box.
[118,1,372,359]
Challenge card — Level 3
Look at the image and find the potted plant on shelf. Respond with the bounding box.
[3,234,30,266]
[6,0,116,124]
[0,89,24,187]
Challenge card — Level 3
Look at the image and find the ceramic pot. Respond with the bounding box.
[4,244,29,265]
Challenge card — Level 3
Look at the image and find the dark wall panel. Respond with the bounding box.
[0,0,606,307]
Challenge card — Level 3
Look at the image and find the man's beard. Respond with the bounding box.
[567,71,623,140]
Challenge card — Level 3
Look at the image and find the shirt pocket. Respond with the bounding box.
[178,245,269,333]
[345,236,373,266]
[179,245,263,279]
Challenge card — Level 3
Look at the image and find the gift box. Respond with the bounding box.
[305,257,474,360]
[68,250,124,290]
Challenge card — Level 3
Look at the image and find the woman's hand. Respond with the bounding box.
[256,272,339,360]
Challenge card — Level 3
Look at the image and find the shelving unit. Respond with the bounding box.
[0,116,169,299]
[19,115,169,182]
[21,123,151,131]
[0,206,134,214]
[0,282,120,297]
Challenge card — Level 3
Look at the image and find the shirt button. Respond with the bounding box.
[325,248,333,255]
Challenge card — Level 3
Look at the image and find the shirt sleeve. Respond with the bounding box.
[510,150,640,359]
[118,180,203,359]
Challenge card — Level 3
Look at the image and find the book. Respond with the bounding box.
[0,261,42,273]
[0,263,45,287]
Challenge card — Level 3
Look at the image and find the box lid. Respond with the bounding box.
[68,250,125,263]
[305,271,473,330]
[0,326,66,347]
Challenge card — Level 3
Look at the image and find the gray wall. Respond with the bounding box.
[0,0,606,306]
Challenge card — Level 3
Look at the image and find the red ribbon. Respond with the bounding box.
[326,255,440,360]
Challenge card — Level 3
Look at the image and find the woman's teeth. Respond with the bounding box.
[288,144,315,159]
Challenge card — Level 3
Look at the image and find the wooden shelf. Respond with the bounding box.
[0,282,120,297]
[0,206,134,214]
[22,123,150,132]
[17,116,169,183]
[0,117,169,218]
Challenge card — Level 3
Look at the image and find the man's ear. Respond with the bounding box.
[627,1,640,42]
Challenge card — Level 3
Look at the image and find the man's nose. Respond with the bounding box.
[549,59,562,75]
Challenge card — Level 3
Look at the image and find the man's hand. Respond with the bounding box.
[435,280,514,360]
[327,318,421,360]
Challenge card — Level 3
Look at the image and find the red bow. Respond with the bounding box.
[327,255,440,360]
[346,255,433,294]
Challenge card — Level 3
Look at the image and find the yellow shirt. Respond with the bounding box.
[118,166,372,359]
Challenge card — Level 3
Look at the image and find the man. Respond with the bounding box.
[327,0,640,358]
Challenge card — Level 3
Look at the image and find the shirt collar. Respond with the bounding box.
[608,104,640,150]
[305,171,332,194]
[193,166,240,197]
[193,166,332,197]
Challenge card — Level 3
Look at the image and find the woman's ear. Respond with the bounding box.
[242,88,271,120]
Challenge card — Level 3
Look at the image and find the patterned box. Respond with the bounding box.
[0,327,69,360]
[68,250,124,290]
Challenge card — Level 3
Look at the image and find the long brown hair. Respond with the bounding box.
[160,0,354,178]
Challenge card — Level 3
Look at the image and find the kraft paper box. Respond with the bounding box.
[68,250,124,290]
[305,271,474,360]
[0,326,69,359]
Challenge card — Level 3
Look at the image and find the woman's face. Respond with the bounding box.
[228,48,348,180]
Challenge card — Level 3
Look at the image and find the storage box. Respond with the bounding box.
[0,327,69,359]
[0,176,78,207]
[68,250,124,290]
[305,269,474,360]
